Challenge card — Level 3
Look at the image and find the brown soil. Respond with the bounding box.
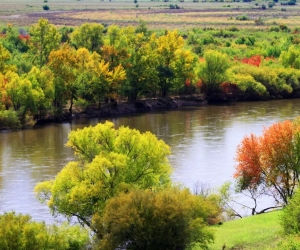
[0,7,295,28]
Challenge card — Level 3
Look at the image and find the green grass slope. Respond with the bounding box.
[208,210,283,250]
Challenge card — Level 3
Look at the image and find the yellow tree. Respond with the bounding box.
[88,50,126,106]
[48,44,79,116]
[0,43,15,74]
[35,121,172,233]
[155,30,196,97]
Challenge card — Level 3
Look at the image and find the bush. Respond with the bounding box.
[42,5,49,10]
[0,211,90,250]
[0,110,21,130]
[236,15,249,20]
[93,187,220,250]
[230,72,267,97]
[282,188,300,234]
[169,4,180,9]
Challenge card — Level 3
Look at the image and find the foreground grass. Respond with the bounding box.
[206,210,283,250]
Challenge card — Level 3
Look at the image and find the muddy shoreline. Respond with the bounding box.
[35,96,207,126]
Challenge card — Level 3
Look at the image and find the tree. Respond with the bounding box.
[0,211,89,250]
[282,188,300,234]
[48,44,78,115]
[93,187,218,250]
[3,71,44,123]
[122,32,159,101]
[155,30,185,97]
[198,50,230,98]
[70,23,105,53]
[30,18,61,68]
[0,43,14,74]
[35,121,172,233]
[26,66,54,119]
[234,119,300,206]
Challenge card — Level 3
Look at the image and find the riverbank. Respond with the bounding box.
[35,95,207,126]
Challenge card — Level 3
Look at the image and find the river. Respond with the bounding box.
[1,99,300,223]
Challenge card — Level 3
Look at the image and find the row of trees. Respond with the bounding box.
[0,19,197,126]
[2,19,300,128]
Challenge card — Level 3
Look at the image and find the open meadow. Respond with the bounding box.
[1,0,300,29]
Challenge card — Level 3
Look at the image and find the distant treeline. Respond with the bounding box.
[1,18,300,128]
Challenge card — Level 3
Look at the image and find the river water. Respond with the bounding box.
[1,99,300,223]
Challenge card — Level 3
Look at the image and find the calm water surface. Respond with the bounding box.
[1,99,300,222]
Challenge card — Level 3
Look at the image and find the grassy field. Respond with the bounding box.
[203,211,284,250]
[1,0,300,29]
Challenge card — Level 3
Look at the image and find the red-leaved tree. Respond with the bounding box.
[234,120,300,208]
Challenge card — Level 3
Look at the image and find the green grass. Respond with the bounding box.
[206,211,284,250]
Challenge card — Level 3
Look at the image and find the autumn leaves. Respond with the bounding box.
[234,119,300,205]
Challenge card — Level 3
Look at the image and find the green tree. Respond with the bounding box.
[0,211,89,250]
[4,71,44,123]
[35,121,172,233]
[70,23,105,53]
[93,187,218,250]
[30,18,61,68]
[123,32,159,101]
[280,45,300,69]
[26,66,54,119]
[198,50,230,98]
[282,188,300,234]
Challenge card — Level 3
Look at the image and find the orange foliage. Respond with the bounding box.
[220,82,239,95]
[234,119,300,203]
[241,55,262,67]
[234,133,261,183]
[260,120,295,170]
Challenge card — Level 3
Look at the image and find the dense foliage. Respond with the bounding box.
[2,18,300,128]
[234,119,300,207]
[94,187,219,250]
[34,121,221,249]
[0,211,89,250]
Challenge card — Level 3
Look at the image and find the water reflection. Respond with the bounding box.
[1,99,300,222]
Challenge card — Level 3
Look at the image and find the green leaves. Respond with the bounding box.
[94,187,217,250]
[0,211,89,250]
[35,121,172,232]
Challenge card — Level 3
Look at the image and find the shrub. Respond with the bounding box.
[0,211,90,250]
[236,15,249,20]
[270,26,280,32]
[230,72,267,97]
[169,4,180,9]
[42,5,49,10]
[93,187,220,250]
[282,188,300,234]
[227,26,239,32]
[0,110,21,130]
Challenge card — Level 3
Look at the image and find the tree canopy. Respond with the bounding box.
[35,121,172,232]
[234,119,300,206]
